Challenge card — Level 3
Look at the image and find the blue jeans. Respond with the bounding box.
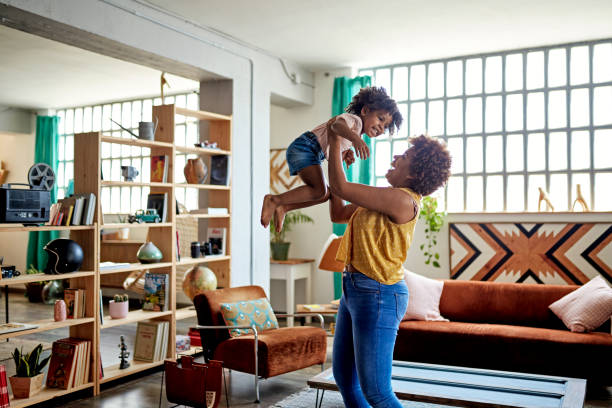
[332,271,409,408]
[286,131,325,176]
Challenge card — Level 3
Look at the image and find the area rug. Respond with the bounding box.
[271,387,454,408]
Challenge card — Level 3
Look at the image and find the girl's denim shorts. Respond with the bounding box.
[286,131,325,176]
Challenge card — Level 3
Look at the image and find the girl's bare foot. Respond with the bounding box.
[274,205,286,234]
[260,194,277,227]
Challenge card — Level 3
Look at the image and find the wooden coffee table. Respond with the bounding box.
[307,361,586,408]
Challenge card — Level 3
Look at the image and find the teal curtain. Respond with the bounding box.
[26,116,60,271]
[331,75,372,299]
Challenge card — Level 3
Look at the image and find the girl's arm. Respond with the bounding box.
[327,133,417,224]
[329,191,359,224]
[327,116,369,160]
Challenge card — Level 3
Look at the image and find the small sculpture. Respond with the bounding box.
[54,299,67,322]
[538,187,554,212]
[118,335,130,369]
[161,72,170,101]
[572,184,590,212]
[121,166,139,182]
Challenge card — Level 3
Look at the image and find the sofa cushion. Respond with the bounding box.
[549,275,612,332]
[214,326,327,377]
[402,270,448,321]
[220,297,279,337]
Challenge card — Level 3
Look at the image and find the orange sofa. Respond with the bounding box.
[394,280,612,385]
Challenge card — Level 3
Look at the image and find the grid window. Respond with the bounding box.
[57,92,199,214]
[361,38,612,212]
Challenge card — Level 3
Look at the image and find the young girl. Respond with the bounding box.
[261,86,402,232]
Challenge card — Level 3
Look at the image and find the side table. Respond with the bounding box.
[270,258,313,327]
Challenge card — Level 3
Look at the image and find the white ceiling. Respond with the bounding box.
[0,25,199,110]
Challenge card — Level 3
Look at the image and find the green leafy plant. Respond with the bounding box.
[418,196,446,268]
[11,344,50,377]
[25,264,42,275]
[113,294,129,302]
[270,211,314,243]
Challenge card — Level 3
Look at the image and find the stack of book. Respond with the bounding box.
[142,273,169,312]
[48,193,96,226]
[64,288,87,319]
[46,338,92,390]
[133,320,169,362]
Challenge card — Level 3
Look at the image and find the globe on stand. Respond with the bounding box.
[182,266,217,300]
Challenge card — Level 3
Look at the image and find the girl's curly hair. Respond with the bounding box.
[405,135,452,196]
[345,86,402,135]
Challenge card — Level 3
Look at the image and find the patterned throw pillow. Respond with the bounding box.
[220,298,279,337]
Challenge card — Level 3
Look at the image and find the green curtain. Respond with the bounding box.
[26,116,60,271]
[331,75,372,299]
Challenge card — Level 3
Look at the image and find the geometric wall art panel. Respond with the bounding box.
[270,148,303,194]
[450,223,612,285]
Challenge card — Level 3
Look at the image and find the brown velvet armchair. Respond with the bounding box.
[193,285,327,402]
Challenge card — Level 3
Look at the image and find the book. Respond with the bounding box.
[207,227,226,256]
[64,289,79,319]
[99,262,131,270]
[146,192,168,222]
[143,273,169,312]
[99,289,104,325]
[189,207,228,215]
[134,321,165,362]
[209,154,230,186]
[70,197,86,226]
[83,193,96,225]
[150,155,169,183]
[46,341,77,389]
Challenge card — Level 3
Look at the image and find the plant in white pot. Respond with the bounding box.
[109,294,129,319]
[270,211,314,261]
[10,344,50,398]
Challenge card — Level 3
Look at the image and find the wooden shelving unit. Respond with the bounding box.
[3,104,231,406]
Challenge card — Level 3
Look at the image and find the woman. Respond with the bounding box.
[327,127,451,408]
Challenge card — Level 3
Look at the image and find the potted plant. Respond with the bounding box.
[269,211,314,261]
[9,344,50,398]
[418,196,446,268]
[24,264,44,303]
[109,294,129,319]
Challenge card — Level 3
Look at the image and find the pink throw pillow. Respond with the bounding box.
[402,270,448,321]
[548,275,612,333]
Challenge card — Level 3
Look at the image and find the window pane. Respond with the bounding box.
[57,111,65,135]
[92,106,102,131]
[527,133,545,171]
[65,136,74,161]
[570,46,589,86]
[428,63,444,98]
[505,54,523,92]
[65,109,74,134]
[447,137,463,175]
[466,176,484,211]
[375,141,390,176]
[528,174,546,212]
[486,135,503,172]
[571,130,590,170]
[375,68,390,92]
[410,102,426,136]
[485,96,502,133]
[74,108,83,134]
[392,67,408,101]
[427,101,444,136]
[102,105,112,131]
[527,92,544,130]
[486,175,504,211]
[485,56,502,93]
[593,43,612,83]
[526,51,544,90]
[570,88,590,127]
[392,140,408,157]
[548,90,567,129]
[446,60,463,97]
[58,137,65,161]
[446,177,464,212]
[397,103,408,138]
[571,173,591,210]
[446,99,463,135]
[506,134,524,172]
[506,94,523,132]
[549,173,569,211]
[376,178,390,187]
[143,99,153,122]
[507,175,525,211]
[549,132,568,170]
[410,65,425,100]
[593,86,612,126]
[466,136,483,174]
[465,97,482,134]
[131,101,142,128]
[83,107,92,132]
[548,48,567,87]
[465,58,482,95]
[594,173,612,210]
[594,129,612,169]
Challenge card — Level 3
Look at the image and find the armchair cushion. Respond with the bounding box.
[220,297,279,337]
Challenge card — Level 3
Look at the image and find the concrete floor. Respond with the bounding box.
[1,291,611,408]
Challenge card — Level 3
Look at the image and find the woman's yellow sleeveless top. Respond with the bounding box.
[336,188,421,284]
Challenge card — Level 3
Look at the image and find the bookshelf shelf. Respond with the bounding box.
[175,145,231,156]
[101,181,173,188]
[100,360,165,384]
[175,106,231,122]
[10,382,95,408]
[100,310,172,329]
[99,262,173,275]
[1,271,95,285]
[177,255,230,266]
[101,222,172,229]
[174,183,230,190]
[0,224,96,232]
[101,135,173,149]
[176,214,230,219]
[0,317,95,341]
[175,306,197,321]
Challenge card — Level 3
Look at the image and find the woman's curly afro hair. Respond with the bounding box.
[345,86,402,135]
[405,135,452,196]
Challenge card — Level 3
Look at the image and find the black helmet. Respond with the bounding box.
[43,239,84,274]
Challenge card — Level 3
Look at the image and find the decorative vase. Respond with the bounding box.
[25,282,44,303]
[42,280,64,305]
[137,241,163,264]
[270,242,290,261]
[184,157,208,184]
[54,299,67,321]
[9,373,44,398]
[109,300,129,319]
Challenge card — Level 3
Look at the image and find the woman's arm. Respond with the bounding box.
[329,191,359,223]
[327,133,417,224]
[328,116,369,160]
